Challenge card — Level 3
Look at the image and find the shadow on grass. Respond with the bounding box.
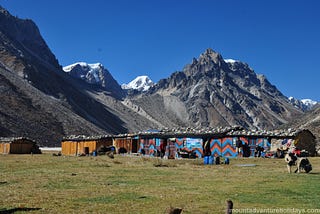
[308,172,320,175]
[0,207,41,214]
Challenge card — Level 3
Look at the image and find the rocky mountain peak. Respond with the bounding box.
[63,62,124,98]
[183,48,227,78]
[144,48,302,130]
[0,7,60,71]
[199,48,224,64]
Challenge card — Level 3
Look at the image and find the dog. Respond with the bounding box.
[285,152,312,173]
[285,153,297,173]
[295,157,312,173]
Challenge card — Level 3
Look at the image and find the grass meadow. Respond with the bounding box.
[1,153,320,213]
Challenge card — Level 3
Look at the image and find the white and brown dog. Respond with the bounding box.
[285,152,312,173]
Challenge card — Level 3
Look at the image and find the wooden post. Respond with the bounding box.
[226,200,233,214]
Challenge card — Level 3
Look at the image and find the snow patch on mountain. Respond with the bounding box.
[224,59,238,63]
[63,62,124,98]
[122,76,154,91]
[63,62,105,84]
[288,97,317,111]
[301,99,318,107]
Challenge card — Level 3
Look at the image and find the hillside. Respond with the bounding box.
[280,104,320,140]
[0,7,130,145]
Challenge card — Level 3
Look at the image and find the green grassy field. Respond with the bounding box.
[0,153,320,213]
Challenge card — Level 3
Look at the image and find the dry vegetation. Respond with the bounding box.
[1,154,320,213]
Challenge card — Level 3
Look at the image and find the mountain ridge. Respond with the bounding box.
[133,48,303,130]
[0,7,131,145]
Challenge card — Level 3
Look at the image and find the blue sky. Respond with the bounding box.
[1,0,319,101]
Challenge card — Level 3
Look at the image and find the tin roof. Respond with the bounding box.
[62,134,115,141]
[62,127,312,141]
[227,128,302,138]
[0,137,36,143]
[137,126,243,138]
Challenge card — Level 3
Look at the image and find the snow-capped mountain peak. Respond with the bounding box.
[122,76,154,91]
[63,62,104,82]
[63,62,103,72]
[288,97,318,111]
[301,99,318,107]
[62,62,124,98]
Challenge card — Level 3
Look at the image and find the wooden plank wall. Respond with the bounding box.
[10,143,33,154]
[1,139,35,154]
[77,141,97,154]
[0,143,10,154]
[96,139,113,150]
[61,138,114,156]
[61,141,97,155]
[61,141,77,155]
[114,138,132,153]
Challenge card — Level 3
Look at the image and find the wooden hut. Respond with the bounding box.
[0,137,41,154]
[113,134,139,154]
[61,135,113,156]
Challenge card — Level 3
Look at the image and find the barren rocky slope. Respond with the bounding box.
[280,104,320,141]
[0,7,129,145]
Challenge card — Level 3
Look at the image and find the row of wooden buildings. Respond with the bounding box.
[1,127,316,157]
[60,127,317,158]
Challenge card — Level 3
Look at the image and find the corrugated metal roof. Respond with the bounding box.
[62,134,114,141]
[137,126,243,138]
[61,127,311,141]
[0,137,36,143]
